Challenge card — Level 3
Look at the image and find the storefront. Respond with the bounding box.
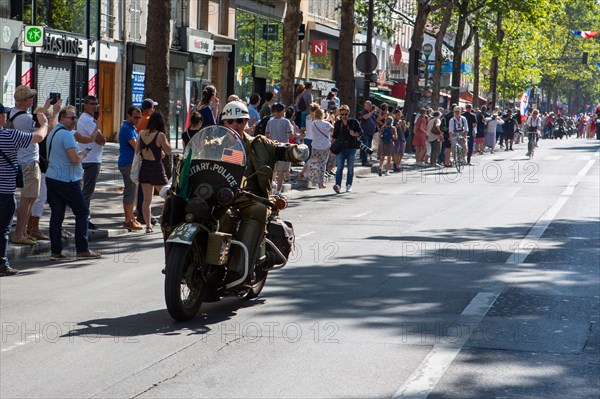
[26,29,99,111]
[305,22,339,99]
[0,19,22,107]
[234,7,285,101]
[179,28,213,106]
[125,43,188,140]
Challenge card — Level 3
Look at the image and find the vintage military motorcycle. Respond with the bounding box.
[161,125,294,321]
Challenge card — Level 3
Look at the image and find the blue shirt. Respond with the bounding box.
[0,128,32,194]
[118,120,138,167]
[46,124,82,182]
[248,104,260,123]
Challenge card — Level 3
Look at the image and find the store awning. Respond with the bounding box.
[372,92,405,107]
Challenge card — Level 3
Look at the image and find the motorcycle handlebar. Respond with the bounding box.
[238,189,276,209]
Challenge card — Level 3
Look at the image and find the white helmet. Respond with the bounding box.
[221,101,250,120]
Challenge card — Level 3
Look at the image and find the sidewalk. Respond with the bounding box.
[8,143,417,261]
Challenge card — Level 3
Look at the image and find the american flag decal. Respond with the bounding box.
[221,148,245,164]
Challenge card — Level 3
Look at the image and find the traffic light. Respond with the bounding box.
[582,52,588,64]
[413,49,421,75]
[298,24,305,41]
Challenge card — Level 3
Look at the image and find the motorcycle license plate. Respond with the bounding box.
[167,223,200,244]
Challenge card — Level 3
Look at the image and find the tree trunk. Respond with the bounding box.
[145,0,171,137]
[472,26,480,108]
[450,0,469,105]
[488,11,503,110]
[339,0,356,114]
[405,0,431,125]
[281,0,301,105]
[430,0,454,109]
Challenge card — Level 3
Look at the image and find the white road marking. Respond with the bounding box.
[1,334,41,353]
[352,211,372,218]
[297,231,314,238]
[393,149,598,399]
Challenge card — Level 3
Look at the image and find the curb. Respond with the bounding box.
[8,228,130,261]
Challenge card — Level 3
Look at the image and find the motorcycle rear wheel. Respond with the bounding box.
[242,265,269,300]
[165,243,205,321]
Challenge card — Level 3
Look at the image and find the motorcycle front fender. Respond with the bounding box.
[166,223,205,245]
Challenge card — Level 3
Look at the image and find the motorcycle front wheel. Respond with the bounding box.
[164,243,205,321]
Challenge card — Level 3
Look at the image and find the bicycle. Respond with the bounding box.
[452,131,467,173]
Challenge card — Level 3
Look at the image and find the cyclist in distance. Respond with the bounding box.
[525,109,542,158]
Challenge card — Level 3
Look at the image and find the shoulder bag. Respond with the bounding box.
[0,149,24,188]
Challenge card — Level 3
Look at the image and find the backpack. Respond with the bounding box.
[297,95,307,112]
[382,126,393,144]
[440,116,449,133]
[254,115,271,136]
[5,110,26,130]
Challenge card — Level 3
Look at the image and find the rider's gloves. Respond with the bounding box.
[293,144,310,161]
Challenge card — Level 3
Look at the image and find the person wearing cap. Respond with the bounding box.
[265,102,294,195]
[1,104,50,276]
[8,85,45,245]
[136,98,157,132]
[219,101,308,285]
[330,87,340,106]
[77,95,106,230]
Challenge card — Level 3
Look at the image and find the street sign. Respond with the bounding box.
[356,51,378,73]
[213,44,232,53]
[24,26,44,47]
[422,43,433,57]
[393,44,402,66]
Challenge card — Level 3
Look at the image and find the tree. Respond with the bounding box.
[281,1,302,105]
[339,0,357,113]
[430,0,455,109]
[145,0,171,136]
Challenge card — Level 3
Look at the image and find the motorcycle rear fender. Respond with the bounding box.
[166,223,206,245]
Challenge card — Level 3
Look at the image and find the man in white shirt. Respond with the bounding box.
[449,106,468,163]
[76,95,106,230]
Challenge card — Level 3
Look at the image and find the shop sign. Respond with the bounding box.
[311,40,327,57]
[189,35,214,55]
[214,44,232,53]
[41,32,87,58]
[131,64,145,107]
[24,26,44,47]
[262,24,278,41]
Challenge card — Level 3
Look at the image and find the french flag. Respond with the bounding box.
[572,30,598,39]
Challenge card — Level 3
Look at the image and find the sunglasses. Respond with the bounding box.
[340,113,349,116]
[64,116,78,120]
[225,118,247,124]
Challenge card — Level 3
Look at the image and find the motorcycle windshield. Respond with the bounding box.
[183,125,247,167]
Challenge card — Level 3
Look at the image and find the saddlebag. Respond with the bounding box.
[266,218,295,258]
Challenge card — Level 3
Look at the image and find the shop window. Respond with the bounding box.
[311,48,336,81]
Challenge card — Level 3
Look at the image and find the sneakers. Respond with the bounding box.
[333,184,341,194]
[50,252,69,261]
[385,171,390,176]
[345,185,352,192]
[88,221,98,230]
[378,168,383,176]
[0,265,19,277]
[76,251,101,260]
[123,220,144,231]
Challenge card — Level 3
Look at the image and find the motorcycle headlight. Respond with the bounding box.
[185,197,210,222]
[217,188,235,206]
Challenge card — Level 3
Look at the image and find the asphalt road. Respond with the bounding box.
[1,137,599,399]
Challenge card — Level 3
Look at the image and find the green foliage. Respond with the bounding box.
[355,0,396,39]
[479,0,600,106]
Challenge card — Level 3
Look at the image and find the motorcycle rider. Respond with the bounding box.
[219,101,309,285]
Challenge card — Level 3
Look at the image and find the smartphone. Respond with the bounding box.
[84,147,92,153]
[93,110,99,120]
[32,113,40,128]
[49,92,61,105]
